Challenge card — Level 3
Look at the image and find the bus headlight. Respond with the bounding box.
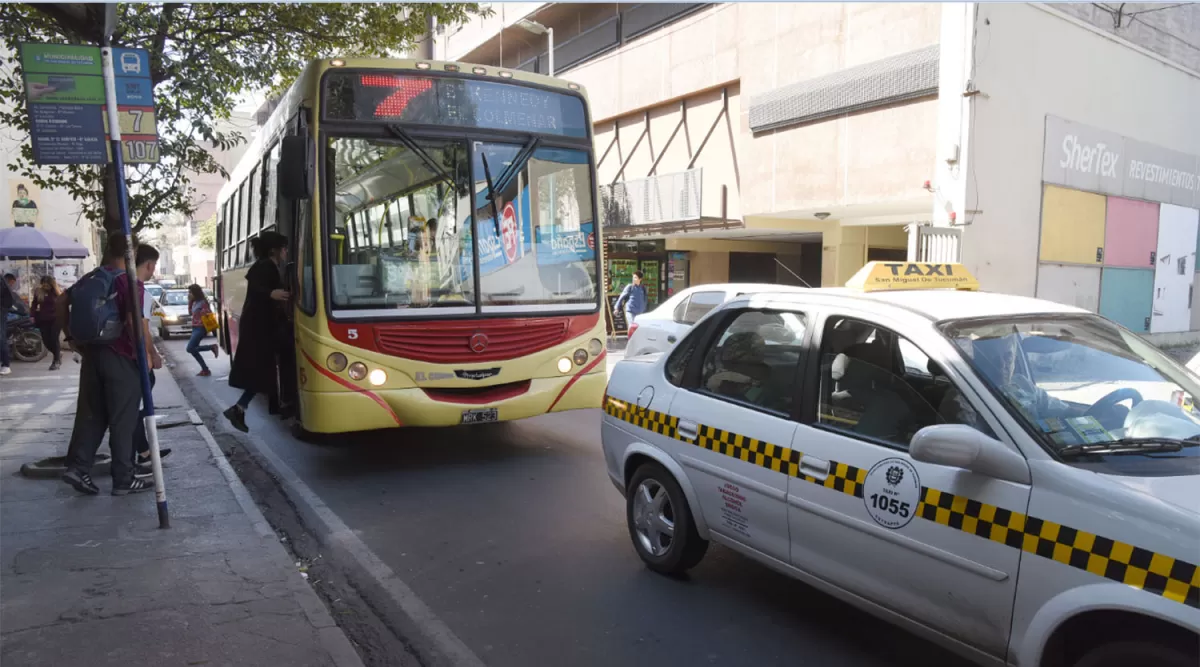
[573,349,588,366]
[587,338,603,357]
[368,369,387,386]
[327,353,348,372]
[557,357,572,374]
[348,362,368,380]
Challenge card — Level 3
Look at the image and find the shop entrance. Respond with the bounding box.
[729,252,778,283]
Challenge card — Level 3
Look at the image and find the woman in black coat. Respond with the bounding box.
[224,231,290,433]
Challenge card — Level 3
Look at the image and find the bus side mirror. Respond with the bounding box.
[279,135,312,200]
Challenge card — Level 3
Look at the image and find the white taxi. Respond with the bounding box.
[601,262,1199,667]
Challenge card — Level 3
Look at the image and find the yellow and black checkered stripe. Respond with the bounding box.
[917,487,1200,608]
[604,395,1200,609]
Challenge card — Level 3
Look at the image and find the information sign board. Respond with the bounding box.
[19,42,160,165]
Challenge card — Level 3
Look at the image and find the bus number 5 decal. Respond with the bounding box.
[347,329,359,340]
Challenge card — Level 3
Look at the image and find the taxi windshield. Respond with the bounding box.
[941,315,1200,467]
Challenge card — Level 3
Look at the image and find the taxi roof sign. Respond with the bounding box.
[845,262,979,292]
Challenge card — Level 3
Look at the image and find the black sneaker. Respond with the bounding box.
[224,405,248,433]
[112,477,155,496]
[136,448,172,466]
[62,470,100,495]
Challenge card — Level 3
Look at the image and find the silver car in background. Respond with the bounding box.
[157,289,192,339]
[625,283,808,357]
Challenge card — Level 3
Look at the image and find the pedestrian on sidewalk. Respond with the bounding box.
[613,270,648,329]
[59,237,163,496]
[0,272,15,375]
[185,283,219,376]
[224,232,290,433]
[31,275,63,370]
[132,259,173,476]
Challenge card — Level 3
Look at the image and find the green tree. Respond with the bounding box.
[0,2,486,235]
[195,214,215,250]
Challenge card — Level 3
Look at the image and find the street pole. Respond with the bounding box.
[100,23,169,528]
[547,27,555,77]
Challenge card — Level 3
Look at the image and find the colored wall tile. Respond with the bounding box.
[1039,185,1107,265]
[1099,268,1154,332]
[1103,197,1158,268]
[1036,263,1100,313]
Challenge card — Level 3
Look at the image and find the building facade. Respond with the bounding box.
[443,3,944,313]
[936,3,1200,342]
[445,3,1200,335]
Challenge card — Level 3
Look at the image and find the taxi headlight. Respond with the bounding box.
[368,369,387,386]
[588,338,603,357]
[573,349,588,366]
[327,353,348,372]
[557,357,572,374]
[348,362,368,381]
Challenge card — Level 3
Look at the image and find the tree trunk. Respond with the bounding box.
[102,164,122,235]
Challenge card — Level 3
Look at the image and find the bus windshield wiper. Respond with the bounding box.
[385,124,452,184]
[479,150,502,237]
[492,135,540,195]
[1058,437,1189,457]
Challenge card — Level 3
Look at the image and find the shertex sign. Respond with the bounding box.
[1043,115,1199,208]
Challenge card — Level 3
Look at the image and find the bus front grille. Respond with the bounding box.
[374,318,570,363]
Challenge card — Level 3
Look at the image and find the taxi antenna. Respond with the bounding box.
[774,258,813,288]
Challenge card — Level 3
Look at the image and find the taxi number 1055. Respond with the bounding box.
[869,494,911,518]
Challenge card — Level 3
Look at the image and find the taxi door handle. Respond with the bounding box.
[677,420,698,441]
[800,455,830,480]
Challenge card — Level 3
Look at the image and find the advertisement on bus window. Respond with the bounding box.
[459,186,532,281]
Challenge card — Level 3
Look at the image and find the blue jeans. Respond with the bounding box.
[0,312,9,366]
[186,326,216,372]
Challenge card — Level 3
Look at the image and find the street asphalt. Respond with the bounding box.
[164,339,972,667]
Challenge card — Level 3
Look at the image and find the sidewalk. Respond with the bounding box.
[0,358,362,667]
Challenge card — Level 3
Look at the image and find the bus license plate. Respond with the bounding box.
[461,408,499,424]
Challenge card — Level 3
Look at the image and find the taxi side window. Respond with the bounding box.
[698,310,807,414]
[666,331,699,386]
[817,317,994,449]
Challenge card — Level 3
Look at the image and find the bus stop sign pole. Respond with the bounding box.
[101,6,169,528]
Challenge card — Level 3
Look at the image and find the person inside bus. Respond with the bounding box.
[224,232,290,433]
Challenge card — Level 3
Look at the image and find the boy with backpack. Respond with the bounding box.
[58,236,162,495]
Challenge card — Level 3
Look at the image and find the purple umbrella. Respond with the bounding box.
[0,226,90,259]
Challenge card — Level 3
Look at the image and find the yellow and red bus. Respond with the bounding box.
[215,57,606,435]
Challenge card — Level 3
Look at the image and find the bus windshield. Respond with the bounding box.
[326,137,599,316]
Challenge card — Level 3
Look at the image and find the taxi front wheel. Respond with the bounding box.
[626,462,708,575]
[1074,640,1195,667]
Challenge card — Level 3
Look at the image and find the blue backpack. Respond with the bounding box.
[68,266,125,345]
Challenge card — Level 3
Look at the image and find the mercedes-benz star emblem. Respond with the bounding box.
[469,333,489,354]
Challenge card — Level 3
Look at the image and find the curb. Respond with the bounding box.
[192,409,366,667]
[165,346,486,667]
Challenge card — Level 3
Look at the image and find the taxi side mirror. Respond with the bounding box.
[910,424,1030,485]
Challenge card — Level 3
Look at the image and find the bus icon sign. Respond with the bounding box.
[120,51,141,74]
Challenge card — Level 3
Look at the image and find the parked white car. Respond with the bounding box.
[626,283,808,357]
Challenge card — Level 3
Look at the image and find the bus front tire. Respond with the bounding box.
[290,421,323,444]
